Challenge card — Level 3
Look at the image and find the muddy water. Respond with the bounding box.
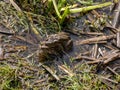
[62,3,120,74]
[64,0,119,53]
[62,16,92,65]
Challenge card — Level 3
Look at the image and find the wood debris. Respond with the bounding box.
[0,46,4,60]
[117,31,120,48]
[77,50,120,65]
[58,65,74,77]
[76,34,116,45]
[112,0,120,28]
[41,64,60,81]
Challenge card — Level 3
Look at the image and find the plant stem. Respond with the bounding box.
[52,0,62,19]
[66,2,112,13]
[60,7,69,24]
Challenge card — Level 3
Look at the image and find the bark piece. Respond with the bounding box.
[41,64,60,81]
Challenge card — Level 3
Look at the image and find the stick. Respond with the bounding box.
[41,64,60,81]
[9,0,22,12]
[58,65,74,77]
[92,44,98,58]
[87,51,120,64]
[76,34,116,45]
[117,31,120,48]
[99,76,118,84]
[87,60,102,64]
[75,55,100,61]
[78,31,103,35]
[112,0,120,28]
[107,66,119,76]
[64,2,113,13]
[104,53,119,64]
[104,45,115,50]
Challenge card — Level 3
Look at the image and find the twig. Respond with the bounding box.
[92,44,98,58]
[91,10,101,18]
[87,60,102,64]
[107,66,119,76]
[75,55,99,61]
[65,29,103,36]
[24,65,38,72]
[112,0,120,28]
[81,51,91,56]
[99,76,118,84]
[0,47,4,60]
[41,64,60,81]
[104,45,115,50]
[104,53,119,64]
[87,50,120,64]
[100,50,119,60]
[34,78,47,85]
[78,31,103,35]
[98,48,104,57]
[99,76,118,89]
[11,35,35,45]
[9,0,22,12]
[58,65,74,77]
[76,34,116,45]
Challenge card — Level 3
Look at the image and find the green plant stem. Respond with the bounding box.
[52,0,62,19]
[76,0,93,5]
[58,0,66,10]
[60,7,69,24]
[62,2,112,13]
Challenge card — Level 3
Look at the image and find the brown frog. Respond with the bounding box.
[39,32,73,61]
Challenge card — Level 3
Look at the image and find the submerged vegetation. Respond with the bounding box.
[0,0,120,90]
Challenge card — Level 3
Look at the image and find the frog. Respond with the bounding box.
[39,32,73,62]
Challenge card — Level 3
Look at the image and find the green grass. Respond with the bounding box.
[45,63,110,90]
[0,1,60,37]
[0,60,119,89]
[0,63,21,90]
